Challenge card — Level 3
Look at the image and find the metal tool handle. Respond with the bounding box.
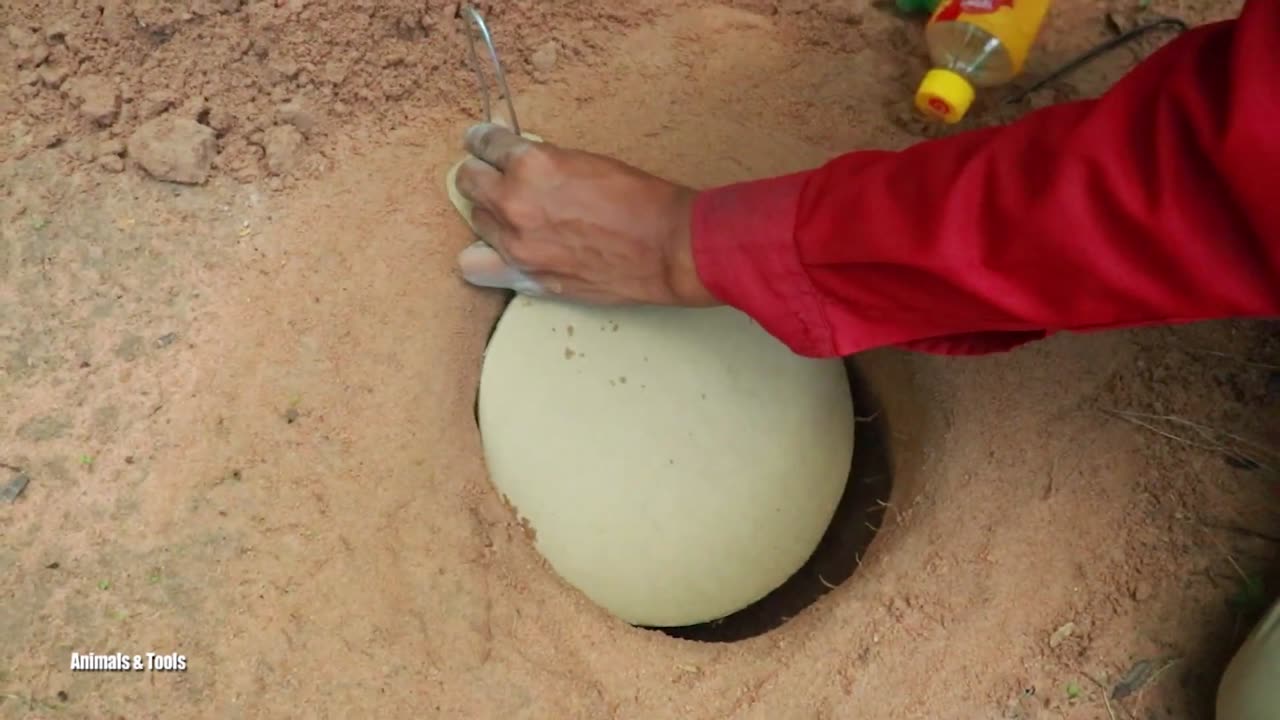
[461,4,522,136]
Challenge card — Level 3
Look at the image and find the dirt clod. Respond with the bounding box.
[97,154,125,173]
[264,125,305,176]
[531,41,560,73]
[127,116,217,184]
[37,63,70,88]
[69,76,122,126]
[6,24,39,48]
[140,91,178,120]
[98,138,126,157]
[276,100,317,135]
[1048,622,1076,648]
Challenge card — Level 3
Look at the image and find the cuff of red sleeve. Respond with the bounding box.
[690,173,837,358]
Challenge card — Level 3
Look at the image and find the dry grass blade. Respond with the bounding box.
[1184,347,1280,372]
[1101,408,1280,475]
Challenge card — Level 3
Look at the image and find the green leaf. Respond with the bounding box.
[1066,681,1081,699]
[97,579,110,590]
[1230,573,1266,612]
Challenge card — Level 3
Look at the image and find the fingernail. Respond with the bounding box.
[463,123,491,147]
[511,276,545,296]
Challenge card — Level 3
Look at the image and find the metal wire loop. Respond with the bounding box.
[460,4,522,136]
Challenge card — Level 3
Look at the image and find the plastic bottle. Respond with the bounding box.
[914,0,1052,124]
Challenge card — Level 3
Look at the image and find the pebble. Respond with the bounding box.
[1048,621,1075,648]
[6,25,38,48]
[37,64,70,88]
[276,99,317,135]
[98,137,125,157]
[264,124,305,176]
[140,90,177,119]
[530,41,559,73]
[127,115,217,184]
[0,473,30,503]
[16,42,50,68]
[97,154,125,173]
[81,87,121,125]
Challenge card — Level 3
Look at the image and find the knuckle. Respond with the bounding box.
[503,238,537,268]
[508,145,550,175]
[499,198,541,228]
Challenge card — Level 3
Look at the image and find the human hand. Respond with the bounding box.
[452,123,718,306]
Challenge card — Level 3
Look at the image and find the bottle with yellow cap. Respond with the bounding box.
[914,0,1052,124]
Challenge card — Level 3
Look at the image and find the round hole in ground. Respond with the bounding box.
[473,297,893,641]
[654,359,891,642]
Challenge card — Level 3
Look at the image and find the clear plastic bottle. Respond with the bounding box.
[914,0,1052,124]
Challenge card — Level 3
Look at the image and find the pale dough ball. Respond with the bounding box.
[1217,597,1280,720]
[477,298,854,627]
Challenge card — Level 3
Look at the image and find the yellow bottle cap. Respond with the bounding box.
[915,69,975,124]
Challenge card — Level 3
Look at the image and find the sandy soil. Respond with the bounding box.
[3,0,1277,718]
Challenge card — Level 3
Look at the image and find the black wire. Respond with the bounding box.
[1005,16,1189,105]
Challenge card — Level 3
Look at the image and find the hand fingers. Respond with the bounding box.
[465,122,534,172]
[455,156,504,211]
[457,242,544,295]
[469,206,508,249]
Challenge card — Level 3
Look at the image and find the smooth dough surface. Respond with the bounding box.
[477,298,854,627]
[446,131,542,232]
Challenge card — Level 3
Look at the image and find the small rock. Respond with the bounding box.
[44,21,71,43]
[16,42,50,68]
[97,154,124,173]
[37,63,70,88]
[206,107,235,134]
[154,332,178,348]
[276,99,316,134]
[66,138,97,162]
[530,41,559,73]
[263,124,304,176]
[267,56,301,80]
[6,25,38,48]
[128,115,217,184]
[1105,11,1136,35]
[98,137,125,156]
[1049,621,1075,648]
[140,90,177,119]
[0,473,29,503]
[71,76,121,125]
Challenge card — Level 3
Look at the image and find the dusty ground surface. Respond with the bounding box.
[3,0,1277,718]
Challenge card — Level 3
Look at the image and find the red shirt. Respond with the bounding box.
[691,0,1280,358]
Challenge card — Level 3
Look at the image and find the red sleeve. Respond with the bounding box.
[691,0,1280,358]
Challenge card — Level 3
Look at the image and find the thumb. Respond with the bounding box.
[457,241,545,295]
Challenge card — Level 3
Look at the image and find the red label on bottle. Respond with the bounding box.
[935,0,1015,21]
